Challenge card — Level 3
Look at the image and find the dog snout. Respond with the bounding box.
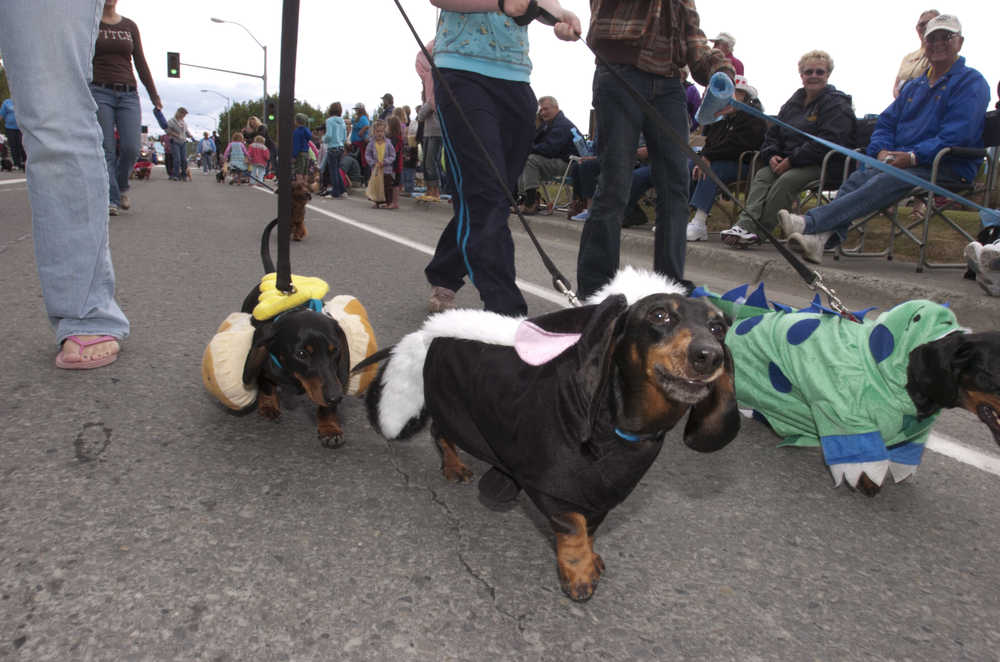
[688,339,723,376]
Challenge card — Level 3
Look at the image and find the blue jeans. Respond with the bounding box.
[688,159,742,212]
[423,135,442,186]
[201,151,215,172]
[326,147,345,197]
[805,165,963,241]
[0,0,128,344]
[91,85,141,206]
[170,140,187,179]
[578,64,690,298]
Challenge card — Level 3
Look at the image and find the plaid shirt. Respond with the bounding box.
[586,0,728,84]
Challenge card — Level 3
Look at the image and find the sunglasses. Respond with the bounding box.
[925,32,957,43]
[801,68,827,76]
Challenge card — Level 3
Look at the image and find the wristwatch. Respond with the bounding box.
[908,151,917,166]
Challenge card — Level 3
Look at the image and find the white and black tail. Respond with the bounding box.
[362,310,524,440]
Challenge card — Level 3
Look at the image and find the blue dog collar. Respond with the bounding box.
[614,427,663,443]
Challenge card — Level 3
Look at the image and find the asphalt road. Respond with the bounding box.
[2,168,999,661]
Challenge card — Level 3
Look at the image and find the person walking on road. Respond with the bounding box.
[0,97,25,170]
[91,0,161,215]
[423,0,581,316]
[575,0,729,299]
[166,107,194,181]
[0,0,129,369]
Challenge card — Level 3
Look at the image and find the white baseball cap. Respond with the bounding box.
[924,14,961,36]
[712,32,735,47]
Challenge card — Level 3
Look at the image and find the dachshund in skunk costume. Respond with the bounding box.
[359,268,740,601]
[696,282,1000,496]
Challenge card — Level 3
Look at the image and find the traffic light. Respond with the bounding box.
[266,101,277,123]
[167,52,180,78]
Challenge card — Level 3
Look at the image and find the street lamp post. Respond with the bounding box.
[201,89,231,142]
[210,17,267,122]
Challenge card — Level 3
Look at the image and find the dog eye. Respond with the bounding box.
[647,308,671,325]
[708,321,725,338]
[295,349,309,360]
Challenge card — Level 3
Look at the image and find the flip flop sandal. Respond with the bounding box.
[55,335,120,370]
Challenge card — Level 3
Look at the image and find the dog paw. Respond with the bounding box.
[855,472,882,498]
[258,405,281,421]
[320,432,345,449]
[558,555,603,602]
[317,420,344,446]
[442,464,474,483]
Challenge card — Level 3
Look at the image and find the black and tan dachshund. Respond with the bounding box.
[361,290,740,601]
[240,219,350,447]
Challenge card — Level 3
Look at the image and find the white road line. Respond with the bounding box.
[0,178,27,186]
[269,190,1000,479]
[261,189,571,307]
[926,432,1000,475]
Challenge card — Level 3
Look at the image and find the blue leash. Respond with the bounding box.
[728,97,999,226]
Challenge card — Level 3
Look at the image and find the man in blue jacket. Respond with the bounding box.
[0,97,24,170]
[517,96,579,215]
[778,14,990,264]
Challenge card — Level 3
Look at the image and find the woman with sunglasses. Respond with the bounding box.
[720,50,855,248]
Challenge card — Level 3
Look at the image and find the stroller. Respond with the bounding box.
[131,144,153,180]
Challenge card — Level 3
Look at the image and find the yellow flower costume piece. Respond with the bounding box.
[252,273,329,321]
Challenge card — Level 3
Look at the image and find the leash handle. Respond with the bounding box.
[499,0,558,26]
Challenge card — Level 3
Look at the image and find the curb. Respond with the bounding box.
[506,211,1000,331]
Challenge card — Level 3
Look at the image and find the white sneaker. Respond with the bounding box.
[787,232,831,264]
[571,209,590,222]
[982,239,1000,271]
[108,204,119,216]
[686,221,708,241]
[119,194,130,210]
[720,225,759,247]
[778,209,805,237]
[964,242,1000,296]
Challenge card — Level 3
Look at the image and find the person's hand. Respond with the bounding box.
[693,157,710,180]
[554,9,581,41]
[151,96,163,110]
[770,156,790,175]
[500,0,532,16]
[879,150,913,168]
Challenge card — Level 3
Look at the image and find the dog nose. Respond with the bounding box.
[689,341,723,375]
[326,395,343,407]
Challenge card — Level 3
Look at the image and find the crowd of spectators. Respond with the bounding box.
[1,0,998,374]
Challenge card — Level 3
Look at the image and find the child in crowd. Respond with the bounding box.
[223,131,249,185]
[292,113,312,184]
[247,134,270,184]
[365,119,396,209]
[387,115,405,209]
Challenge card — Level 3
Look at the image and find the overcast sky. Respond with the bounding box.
[115,0,998,139]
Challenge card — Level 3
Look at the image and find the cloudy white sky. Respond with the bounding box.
[113,0,998,138]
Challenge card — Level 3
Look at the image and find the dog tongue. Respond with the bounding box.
[976,403,1000,443]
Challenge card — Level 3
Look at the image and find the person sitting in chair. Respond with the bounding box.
[518,96,580,215]
[778,14,990,264]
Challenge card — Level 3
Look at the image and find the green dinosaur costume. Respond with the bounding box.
[695,283,962,488]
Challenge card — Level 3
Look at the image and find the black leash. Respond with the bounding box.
[393,0,579,306]
[273,0,300,294]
